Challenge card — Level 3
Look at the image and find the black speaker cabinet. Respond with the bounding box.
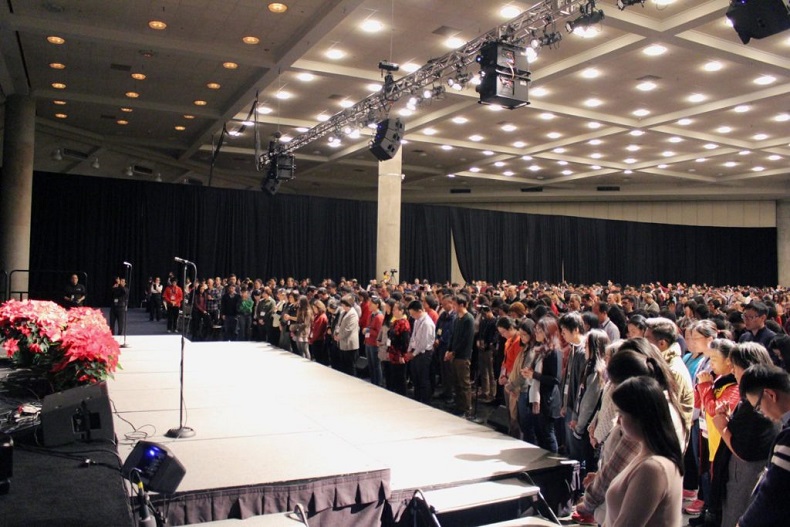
[370,118,404,161]
[726,0,790,44]
[41,382,114,447]
[476,40,530,109]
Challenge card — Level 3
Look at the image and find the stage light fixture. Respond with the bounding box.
[52,148,63,161]
[617,0,644,9]
[565,1,605,36]
[91,157,100,169]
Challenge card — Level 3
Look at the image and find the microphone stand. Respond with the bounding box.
[121,262,132,348]
[166,258,196,439]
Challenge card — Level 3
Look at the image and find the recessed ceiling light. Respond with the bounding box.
[487,105,504,112]
[643,44,667,56]
[753,133,768,140]
[130,73,147,81]
[687,93,707,103]
[54,113,67,119]
[441,145,453,151]
[364,83,382,93]
[468,134,483,141]
[51,82,66,89]
[47,35,65,45]
[444,36,466,49]
[268,3,288,14]
[704,61,723,72]
[768,155,782,161]
[754,75,776,85]
[695,158,707,163]
[398,108,413,116]
[538,112,555,120]
[547,132,562,139]
[501,123,517,132]
[494,161,506,167]
[49,62,66,70]
[636,81,657,91]
[662,151,675,157]
[590,153,603,159]
[587,121,602,129]
[624,158,637,164]
[447,173,456,178]
[452,116,469,124]
[325,48,345,59]
[513,141,527,148]
[500,5,522,18]
[591,165,602,170]
[583,98,603,107]
[53,100,66,105]
[668,136,683,143]
[657,164,668,169]
[588,139,603,145]
[294,127,308,133]
[531,87,549,97]
[174,125,186,131]
[193,99,207,106]
[296,72,315,82]
[733,105,751,113]
[724,161,737,167]
[630,129,645,136]
[626,144,640,151]
[206,82,221,90]
[275,91,292,100]
[126,91,140,98]
[241,120,254,126]
[632,108,650,117]
[256,106,273,115]
[528,165,541,172]
[242,36,260,45]
[553,147,566,153]
[223,62,238,69]
[774,113,790,122]
[562,170,573,175]
[557,160,568,166]
[422,128,437,135]
[677,118,693,125]
[117,119,129,125]
[469,167,481,172]
[739,150,751,155]
[280,134,293,142]
[339,99,354,108]
[148,20,167,30]
[401,63,420,73]
[315,113,330,121]
[716,126,732,133]
[752,166,765,172]
[483,150,495,156]
[360,19,383,33]
[704,143,718,150]
[503,170,515,176]
[580,68,600,79]
[183,114,195,119]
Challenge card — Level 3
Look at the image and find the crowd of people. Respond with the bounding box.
[141,274,790,527]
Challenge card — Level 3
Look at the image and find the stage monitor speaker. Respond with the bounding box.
[369,118,404,161]
[726,0,790,44]
[476,41,530,109]
[122,441,186,494]
[41,382,114,447]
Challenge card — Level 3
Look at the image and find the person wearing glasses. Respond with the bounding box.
[738,301,776,349]
[736,365,790,527]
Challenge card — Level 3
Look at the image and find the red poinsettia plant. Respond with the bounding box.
[0,299,121,391]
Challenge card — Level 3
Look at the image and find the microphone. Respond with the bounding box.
[174,257,189,264]
[123,261,132,267]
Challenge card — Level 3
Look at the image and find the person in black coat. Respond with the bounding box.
[524,316,563,453]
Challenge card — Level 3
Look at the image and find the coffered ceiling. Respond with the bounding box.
[1,0,788,203]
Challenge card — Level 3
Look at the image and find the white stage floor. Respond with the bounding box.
[109,336,569,522]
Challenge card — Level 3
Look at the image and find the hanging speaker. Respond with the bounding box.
[726,0,790,44]
[40,382,114,447]
[476,41,530,109]
[369,118,404,161]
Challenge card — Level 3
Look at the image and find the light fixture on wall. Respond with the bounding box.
[52,148,63,161]
[125,165,134,177]
[91,157,100,169]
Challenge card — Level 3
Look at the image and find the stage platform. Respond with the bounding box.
[109,336,575,526]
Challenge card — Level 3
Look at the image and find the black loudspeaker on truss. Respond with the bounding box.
[369,118,405,161]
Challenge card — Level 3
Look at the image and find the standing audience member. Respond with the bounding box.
[573,329,610,476]
[385,300,411,396]
[163,278,183,333]
[446,295,475,418]
[64,274,86,308]
[109,277,128,335]
[645,317,695,430]
[509,319,538,444]
[364,297,385,386]
[334,296,359,376]
[190,282,210,340]
[477,305,498,403]
[522,317,563,453]
[220,284,241,341]
[291,295,313,359]
[497,317,523,438]
[559,312,587,460]
[237,289,254,341]
[148,277,163,321]
[739,301,777,349]
[407,300,436,404]
[309,300,329,366]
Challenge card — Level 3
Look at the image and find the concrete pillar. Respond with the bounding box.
[376,149,402,283]
[778,200,790,286]
[0,95,35,298]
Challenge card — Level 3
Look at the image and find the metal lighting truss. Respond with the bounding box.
[257,0,591,168]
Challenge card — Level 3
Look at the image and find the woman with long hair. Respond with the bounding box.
[605,376,684,527]
[309,300,329,366]
[522,316,563,453]
[508,319,538,444]
[572,329,610,474]
[497,316,524,439]
[291,295,313,359]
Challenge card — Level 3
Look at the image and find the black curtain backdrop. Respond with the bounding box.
[28,172,776,305]
[449,207,777,286]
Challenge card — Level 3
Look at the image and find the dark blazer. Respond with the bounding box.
[533,347,562,419]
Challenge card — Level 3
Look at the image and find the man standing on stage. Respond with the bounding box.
[63,274,86,308]
[163,277,183,333]
[109,277,129,335]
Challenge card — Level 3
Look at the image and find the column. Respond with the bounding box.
[376,149,402,283]
[778,200,790,286]
[0,94,36,298]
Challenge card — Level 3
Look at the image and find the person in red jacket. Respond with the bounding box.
[163,277,183,333]
[364,296,385,386]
